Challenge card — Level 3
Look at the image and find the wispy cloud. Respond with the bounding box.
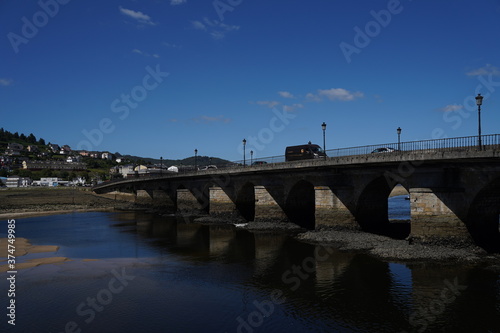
[255,100,280,108]
[163,42,182,49]
[307,88,364,102]
[283,104,304,112]
[191,20,206,30]
[192,115,231,124]
[170,0,186,5]
[0,78,13,86]
[192,18,239,39]
[119,7,156,26]
[440,104,463,112]
[278,91,294,99]
[466,64,500,77]
[132,49,160,58]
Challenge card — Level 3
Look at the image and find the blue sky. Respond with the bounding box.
[1,0,500,161]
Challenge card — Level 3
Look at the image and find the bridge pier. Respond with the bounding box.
[209,186,241,219]
[315,186,358,230]
[409,188,471,243]
[135,189,154,205]
[177,189,206,214]
[254,185,288,222]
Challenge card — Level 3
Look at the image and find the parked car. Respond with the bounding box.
[198,165,218,170]
[252,161,267,165]
[371,147,396,153]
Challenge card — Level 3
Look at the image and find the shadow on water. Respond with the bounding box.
[3,211,500,332]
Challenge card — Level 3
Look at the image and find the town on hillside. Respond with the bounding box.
[0,128,222,188]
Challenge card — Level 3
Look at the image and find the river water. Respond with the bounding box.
[1,196,500,332]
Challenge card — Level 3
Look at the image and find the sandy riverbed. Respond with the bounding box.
[0,237,70,272]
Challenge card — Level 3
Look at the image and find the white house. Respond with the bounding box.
[6,176,32,188]
[102,152,113,160]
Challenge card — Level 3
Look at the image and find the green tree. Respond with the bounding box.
[40,169,53,177]
[38,138,46,145]
[27,133,36,143]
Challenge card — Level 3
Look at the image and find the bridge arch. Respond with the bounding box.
[285,180,315,229]
[467,177,500,252]
[356,176,394,232]
[235,182,255,221]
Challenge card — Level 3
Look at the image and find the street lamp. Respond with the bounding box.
[250,150,253,165]
[243,139,247,167]
[194,149,198,171]
[476,93,484,150]
[397,127,402,151]
[160,156,163,176]
[321,122,327,159]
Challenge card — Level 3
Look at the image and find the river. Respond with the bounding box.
[1,196,500,332]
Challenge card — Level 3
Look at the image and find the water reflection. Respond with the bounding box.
[2,212,500,333]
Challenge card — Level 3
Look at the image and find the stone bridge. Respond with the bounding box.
[93,148,500,251]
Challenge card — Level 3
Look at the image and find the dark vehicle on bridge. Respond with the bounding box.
[285,142,326,161]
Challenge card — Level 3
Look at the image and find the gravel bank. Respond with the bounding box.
[297,229,488,262]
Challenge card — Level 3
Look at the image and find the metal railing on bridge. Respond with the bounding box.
[95,134,500,187]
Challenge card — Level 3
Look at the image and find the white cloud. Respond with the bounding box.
[283,104,304,112]
[119,7,155,25]
[305,93,322,102]
[466,64,500,76]
[132,49,143,54]
[191,20,206,30]
[440,104,463,112]
[307,88,364,102]
[278,91,294,99]
[193,17,239,39]
[256,101,280,108]
[170,0,186,5]
[0,78,13,86]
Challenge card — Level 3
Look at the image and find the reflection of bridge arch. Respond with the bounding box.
[236,182,255,221]
[286,180,315,229]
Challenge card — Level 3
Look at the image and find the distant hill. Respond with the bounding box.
[119,154,232,166]
[0,128,232,165]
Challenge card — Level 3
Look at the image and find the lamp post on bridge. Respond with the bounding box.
[476,93,484,150]
[250,150,253,165]
[160,156,163,176]
[321,122,327,159]
[397,127,402,151]
[194,149,198,171]
[242,139,247,167]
